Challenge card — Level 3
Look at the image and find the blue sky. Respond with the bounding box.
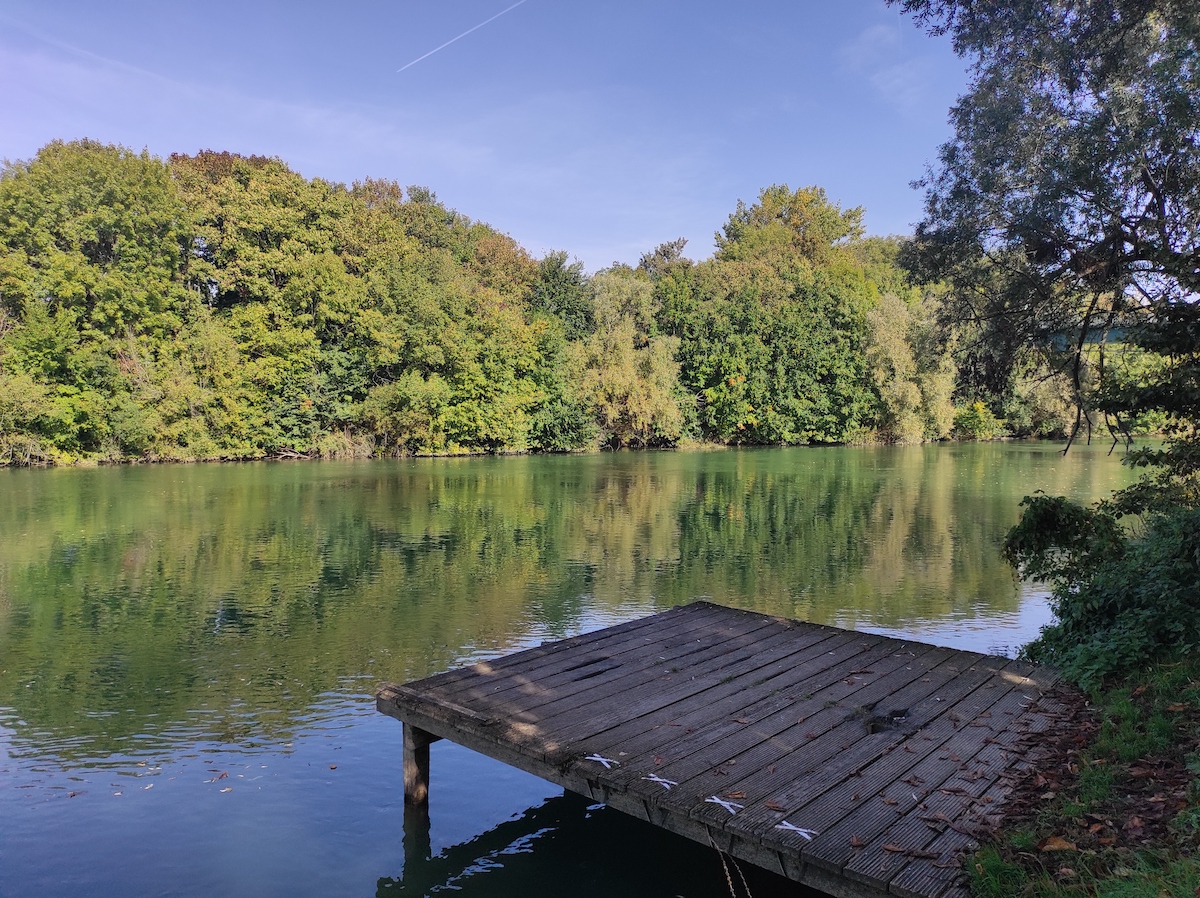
[0,1,967,270]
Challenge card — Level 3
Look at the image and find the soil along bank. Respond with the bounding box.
[970,660,1200,897]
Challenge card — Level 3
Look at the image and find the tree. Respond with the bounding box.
[0,141,196,460]
[658,188,878,446]
[530,251,593,340]
[892,0,1200,678]
[568,270,684,448]
[716,184,864,273]
[0,140,190,338]
[866,292,956,443]
[893,0,1200,490]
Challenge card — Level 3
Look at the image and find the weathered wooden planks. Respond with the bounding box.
[376,601,1064,898]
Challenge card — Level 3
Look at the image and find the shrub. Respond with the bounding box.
[953,400,1006,440]
[1006,498,1200,688]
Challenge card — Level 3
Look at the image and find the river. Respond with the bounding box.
[0,443,1131,897]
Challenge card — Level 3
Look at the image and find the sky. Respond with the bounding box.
[0,1,968,271]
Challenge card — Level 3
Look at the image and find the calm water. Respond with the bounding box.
[0,444,1132,898]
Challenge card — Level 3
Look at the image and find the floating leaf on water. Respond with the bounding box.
[220,787,233,793]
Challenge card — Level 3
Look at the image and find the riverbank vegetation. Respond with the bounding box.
[889,0,1200,894]
[1,140,1111,466]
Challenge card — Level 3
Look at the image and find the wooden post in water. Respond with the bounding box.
[403,723,436,806]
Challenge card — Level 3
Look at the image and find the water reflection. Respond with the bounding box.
[0,444,1132,897]
[0,444,1131,758]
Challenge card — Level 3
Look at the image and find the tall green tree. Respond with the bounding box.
[660,187,877,445]
[0,140,195,460]
[894,0,1200,680]
[0,139,190,338]
[894,0,1200,484]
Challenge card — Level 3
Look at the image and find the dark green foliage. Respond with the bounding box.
[1006,498,1200,687]
[657,187,888,446]
[532,251,593,340]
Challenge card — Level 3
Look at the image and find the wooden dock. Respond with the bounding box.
[376,601,1066,898]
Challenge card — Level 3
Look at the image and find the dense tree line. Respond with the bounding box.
[0,139,1082,465]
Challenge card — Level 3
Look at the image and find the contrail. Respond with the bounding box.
[397,0,529,73]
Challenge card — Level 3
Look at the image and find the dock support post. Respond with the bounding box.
[403,723,435,806]
[402,801,432,863]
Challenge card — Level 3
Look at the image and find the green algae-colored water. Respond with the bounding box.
[0,443,1132,897]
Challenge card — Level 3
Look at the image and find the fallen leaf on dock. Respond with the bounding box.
[733,717,751,724]
[881,797,898,806]
[765,799,787,811]
[850,835,865,848]
[723,790,746,799]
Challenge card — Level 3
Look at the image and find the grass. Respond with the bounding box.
[970,656,1200,898]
